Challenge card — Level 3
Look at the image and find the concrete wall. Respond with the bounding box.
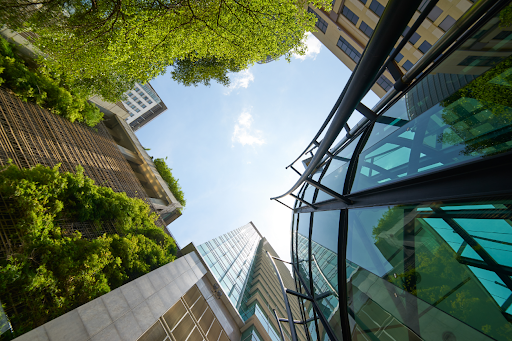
[14,253,207,341]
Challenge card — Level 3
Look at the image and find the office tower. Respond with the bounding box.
[182,223,308,341]
[11,252,244,341]
[308,0,473,97]
[121,83,168,132]
[270,1,512,340]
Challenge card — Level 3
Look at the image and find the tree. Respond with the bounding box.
[0,36,103,127]
[0,0,330,101]
[0,163,177,338]
[171,56,241,87]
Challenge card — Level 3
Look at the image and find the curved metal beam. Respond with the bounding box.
[272,0,423,201]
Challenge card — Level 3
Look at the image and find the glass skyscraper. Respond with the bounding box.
[196,223,261,308]
[271,1,512,340]
[197,223,308,341]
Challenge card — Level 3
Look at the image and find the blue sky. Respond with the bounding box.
[136,34,380,259]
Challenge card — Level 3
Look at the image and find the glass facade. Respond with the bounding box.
[286,3,512,340]
[197,223,261,308]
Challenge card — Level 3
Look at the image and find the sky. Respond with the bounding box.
[136,34,380,259]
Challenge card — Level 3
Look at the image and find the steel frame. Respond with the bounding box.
[269,0,512,340]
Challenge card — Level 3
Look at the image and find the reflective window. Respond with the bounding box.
[337,36,361,63]
[418,40,432,54]
[352,54,512,192]
[409,32,421,45]
[403,60,413,71]
[316,135,361,202]
[427,5,443,22]
[376,75,393,91]
[439,15,456,31]
[360,21,374,38]
[347,202,512,341]
[369,0,384,16]
[342,6,359,26]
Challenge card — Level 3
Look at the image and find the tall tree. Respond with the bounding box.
[0,0,330,101]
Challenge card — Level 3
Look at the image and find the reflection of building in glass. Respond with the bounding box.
[272,2,512,341]
[307,0,474,97]
[184,223,308,341]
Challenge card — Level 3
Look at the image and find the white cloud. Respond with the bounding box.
[224,69,255,95]
[232,111,265,147]
[293,33,322,61]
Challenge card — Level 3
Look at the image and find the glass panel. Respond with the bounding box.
[352,16,512,193]
[297,213,311,283]
[316,135,361,202]
[347,201,512,341]
[310,210,342,340]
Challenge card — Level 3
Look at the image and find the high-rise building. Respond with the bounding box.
[0,87,182,234]
[181,223,309,341]
[269,1,512,340]
[121,83,168,132]
[308,0,474,97]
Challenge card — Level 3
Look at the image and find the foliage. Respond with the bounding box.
[0,163,176,338]
[153,158,186,208]
[0,36,103,127]
[500,3,512,28]
[0,0,330,101]
[171,56,242,87]
[439,55,512,156]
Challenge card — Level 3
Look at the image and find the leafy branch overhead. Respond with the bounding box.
[0,0,331,101]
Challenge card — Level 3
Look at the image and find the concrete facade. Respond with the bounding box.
[12,252,242,341]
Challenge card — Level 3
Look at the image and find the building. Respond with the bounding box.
[0,87,182,233]
[270,0,512,340]
[121,83,168,132]
[308,0,475,97]
[11,252,243,341]
[181,223,309,341]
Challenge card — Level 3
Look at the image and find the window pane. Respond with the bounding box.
[342,6,359,25]
[418,40,432,54]
[347,202,512,341]
[403,60,413,71]
[352,53,512,192]
[427,5,443,22]
[439,15,456,31]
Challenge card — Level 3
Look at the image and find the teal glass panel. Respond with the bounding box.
[310,210,342,340]
[316,135,361,202]
[352,30,512,192]
[297,213,311,283]
[347,201,512,341]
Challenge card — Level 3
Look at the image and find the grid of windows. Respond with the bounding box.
[369,0,384,16]
[337,36,361,63]
[342,6,359,26]
[197,224,261,307]
[359,21,374,38]
[418,40,432,54]
[376,75,393,91]
[308,7,328,33]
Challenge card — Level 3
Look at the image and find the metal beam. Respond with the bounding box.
[290,194,317,210]
[304,178,352,204]
[271,0,423,202]
[356,102,377,120]
[267,252,299,341]
[294,151,512,213]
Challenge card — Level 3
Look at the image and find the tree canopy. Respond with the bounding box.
[0,0,330,101]
[0,163,177,338]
